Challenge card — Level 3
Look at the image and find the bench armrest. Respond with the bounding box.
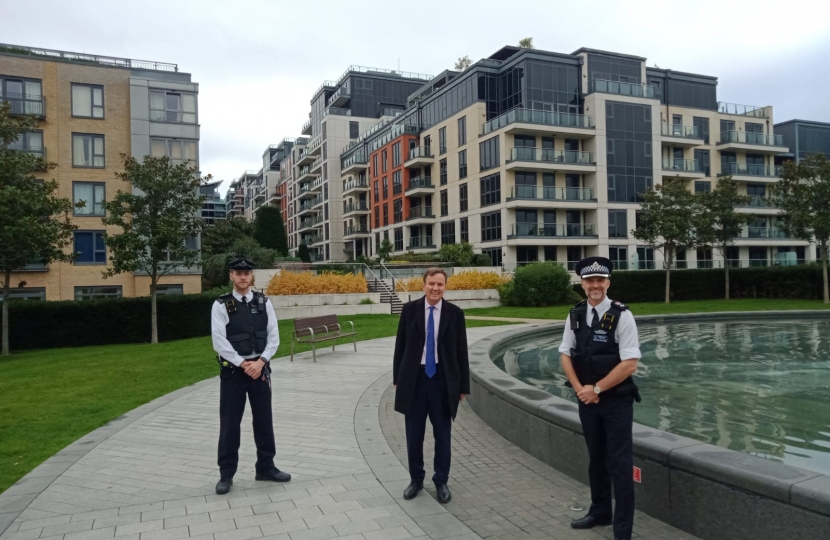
[295,326,315,340]
[346,320,355,333]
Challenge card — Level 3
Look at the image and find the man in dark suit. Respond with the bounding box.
[393,267,470,504]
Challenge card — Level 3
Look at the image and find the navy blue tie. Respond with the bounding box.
[425,306,436,378]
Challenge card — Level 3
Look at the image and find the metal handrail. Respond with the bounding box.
[380,261,406,293]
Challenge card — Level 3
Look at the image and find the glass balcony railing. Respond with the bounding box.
[661,123,700,139]
[407,207,435,220]
[408,146,432,161]
[662,158,702,172]
[508,148,594,165]
[342,153,368,169]
[740,227,789,239]
[344,225,369,235]
[510,223,597,237]
[717,102,767,118]
[408,237,435,248]
[343,202,369,213]
[590,79,655,98]
[482,108,593,135]
[741,195,770,208]
[343,179,368,191]
[324,107,352,117]
[719,131,784,146]
[509,186,595,201]
[301,118,312,133]
[299,198,321,211]
[406,176,433,191]
[721,163,782,177]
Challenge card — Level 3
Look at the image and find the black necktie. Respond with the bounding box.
[591,308,600,330]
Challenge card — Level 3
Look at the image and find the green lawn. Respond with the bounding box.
[464,298,830,320]
[0,315,511,494]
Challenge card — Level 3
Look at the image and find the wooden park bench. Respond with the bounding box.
[291,314,357,362]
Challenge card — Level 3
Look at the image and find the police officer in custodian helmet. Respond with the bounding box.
[211,258,290,495]
[558,256,642,540]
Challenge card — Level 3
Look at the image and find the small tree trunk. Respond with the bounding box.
[724,246,731,300]
[665,247,672,305]
[823,243,829,304]
[150,272,158,344]
[1,270,11,356]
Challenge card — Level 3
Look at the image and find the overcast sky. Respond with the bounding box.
[6,0,830,194]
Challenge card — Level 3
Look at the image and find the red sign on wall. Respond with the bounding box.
[633,466,642,483]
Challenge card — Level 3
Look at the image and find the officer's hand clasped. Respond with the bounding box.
[576,385,600,405]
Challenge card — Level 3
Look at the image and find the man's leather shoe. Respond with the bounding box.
[403,481,423,500]
[435,483,451,504]
[215,478,232,495]
[255,470,291,482]
[570,515,612,529]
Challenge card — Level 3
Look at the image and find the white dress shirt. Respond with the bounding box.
[211,290,280,366]
[558,296,641,360]
[421,299,442,365]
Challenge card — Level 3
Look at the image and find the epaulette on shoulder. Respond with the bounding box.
[217,292,233,303]
[575,299,587,307]
[611,300,629,311]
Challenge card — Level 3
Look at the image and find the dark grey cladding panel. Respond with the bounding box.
[790,475,830,515]
[537,401,582,433]
[669,445,822,503]
[632,456,671,523]
[631,423,703,464]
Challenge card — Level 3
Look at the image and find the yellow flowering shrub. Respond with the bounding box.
[266,271,368,295]
[447,271,510,290]
[395,276,425,292]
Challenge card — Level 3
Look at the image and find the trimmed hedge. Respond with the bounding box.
[607,264,826,303]
[1,292,219,351]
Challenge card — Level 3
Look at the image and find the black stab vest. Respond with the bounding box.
[218,292,269,357]
[569,299,631,387]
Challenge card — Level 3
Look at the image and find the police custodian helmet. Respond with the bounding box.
[228,258,256,271]
[575,256,612,279]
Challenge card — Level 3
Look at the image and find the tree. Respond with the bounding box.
[253,206,288,256]
[0,102,77,355]
[769,154,830,303]
[438,242,475,266]
[695,176,754,299]
[632,178,699,304]
[454,56,471,71]
[201,216,253,256]
[297,243,311,263]
[102,155,207,344]
[202,236,278,291]
[518,37,535,49]
[377,239,393,262]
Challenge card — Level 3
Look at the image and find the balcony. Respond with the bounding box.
[310,156,323,173]
[506,185,596,205]
[405,146,434,168]
[720,163,782,182]
[739,226,790,240]
[343,201,369,216]
[341,153,368,175]
[296,149,315,166]
[482,108,594,137]
[506,148,596,174]
[718,102,768,118]
[342,178,369,196]
[327,87,351,108]
[307,136,323,156]
[298,197,322,215]
[405,176,434,196]
[507,222,597,242]
[324,106,352,118]
[297,166,316,183]
[406,207,435,224]
[590,79,655,99]
[661,158,705,180]
[301,118,312,136]
[408,237,436,250]
[717,131,788,153]
[660,123,704,147]
[266,188,283,203]
[254,186,267,202]
[734,195,778,214]
[344,225,371,237]
[2,94,46,119]
[296,183,316,200]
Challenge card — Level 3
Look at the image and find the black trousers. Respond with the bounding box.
[404,363,452,485]
[578,393,635,540]
[217,365,276,479]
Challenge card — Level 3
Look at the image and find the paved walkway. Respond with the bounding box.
[0,327,698,540]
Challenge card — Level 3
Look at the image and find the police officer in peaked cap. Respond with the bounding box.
[558,256,642,540]
[211,258,290,495]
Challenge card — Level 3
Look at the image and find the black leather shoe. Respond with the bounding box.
[570,515,612,529]
[403,481,423,500]
[255,470,291,482]
[215,478,232,495]
[435,483,451,504]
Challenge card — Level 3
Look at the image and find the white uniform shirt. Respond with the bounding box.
[211,290,280,366]
[558,296,641,360]
[421,299,442,365]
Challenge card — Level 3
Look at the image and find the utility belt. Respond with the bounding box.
[217,355,272,387]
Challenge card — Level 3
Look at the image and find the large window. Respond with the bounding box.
[0,77,43,116]
[393,199,402,223]
[0,288,46,301]
[392,171,402,195]
[75,286,122,301]
[72,134,105,168]
[71,84,104,118]
[459,183,468,212]
[460,217,469,242]
[382,177,388,199]
[458,150,467,179]
[439,159,447,185]
[458,116,467,146]
[382,150,388,172]
[150,90,197,123]
[392,142,401,167]
[481,248,501,267]
[394,228,403,251]
[9,130,44,159]
[608,209,628,238]
[150,138,198,166]
[440,190,448,216]
[73,182,105,216]
[373,180,379,201]
[481,211,502,242]
[156,284,184,295]
[606,101,652,202]
[439,127,447,154]
[374,207,379,228]
[480,173,501,207]
[383,204,388,226]
[479,135,500,171]
[349,121,359,139]
[441,221,456,245]
[74,231,106,264]
[694,181,711,193]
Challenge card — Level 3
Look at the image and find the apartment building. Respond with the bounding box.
[292,66,432,261]
[1,43,201,300]
[340,45,815,270]
[200,179,226,224]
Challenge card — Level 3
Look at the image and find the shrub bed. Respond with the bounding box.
[266,271,368,295]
